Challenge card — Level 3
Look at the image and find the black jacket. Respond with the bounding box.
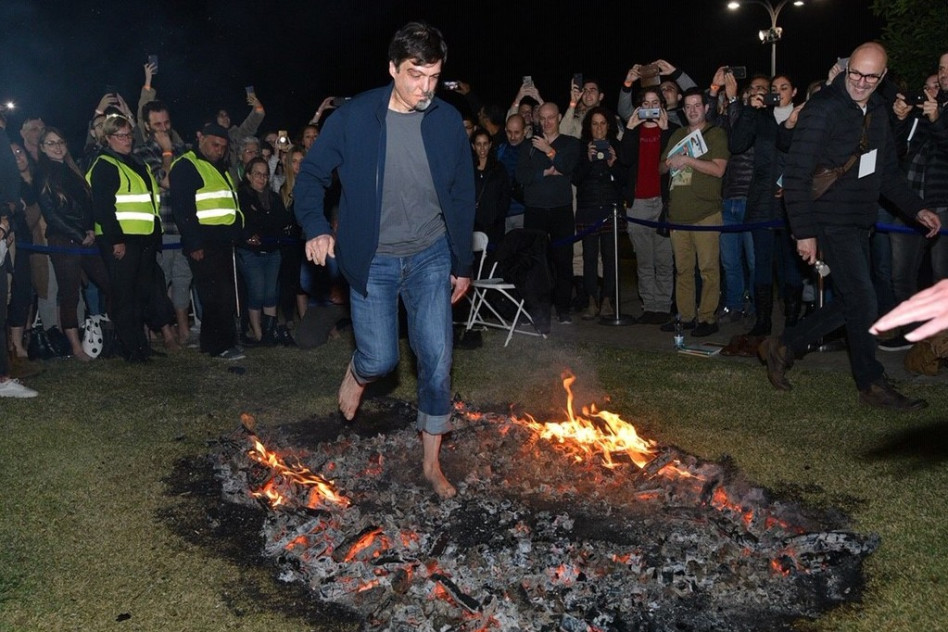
[783,73,925,240]
[36,161,93,243]
[473,161,510,247]
[892,90,948,206]
[619,123,677,205]
[572,137,625,222]
[729,104,788,222]
[237,184,295,253]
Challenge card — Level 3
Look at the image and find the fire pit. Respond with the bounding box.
[206,373,878,631]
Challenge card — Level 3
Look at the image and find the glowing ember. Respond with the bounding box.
[214,375,876,630]
[247,437,350,509]
[513,372,657,469]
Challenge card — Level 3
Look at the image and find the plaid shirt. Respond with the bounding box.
[134,137,189,237]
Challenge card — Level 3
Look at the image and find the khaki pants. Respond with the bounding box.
[670,212,721,323]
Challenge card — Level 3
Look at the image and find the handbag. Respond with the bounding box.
[81,314,105,358]
[811,113,871,200]
[27,314,60,360]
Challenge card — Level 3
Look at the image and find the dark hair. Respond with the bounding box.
[582,77,602,92]
[681,86,709,106]
[142,100,169,123]
[580,106,618,143]
[36,126,89,206]
[772,73,794,87]
[388,21,448,67]
[243,156,269,178]
[480,103,505,127]
[470,127,497,169]
[636,87,666,109]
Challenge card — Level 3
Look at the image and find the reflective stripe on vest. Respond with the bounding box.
[86,155,160,236]
[172,152,240,226]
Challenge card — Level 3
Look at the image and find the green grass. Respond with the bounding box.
[2,335,947,631]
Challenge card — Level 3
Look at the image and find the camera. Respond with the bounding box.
[905,91,929,106]
[638,107,661,120]
[522,75,534,88]
[277,130,290,150]
[592,139,610,160]
[442,81,459,90]
[572,73,583,89]
[724,66,747,79]
[147,54,158,74]
[330,97,351,107]
[762,93,782,106]
[245,85,255,96]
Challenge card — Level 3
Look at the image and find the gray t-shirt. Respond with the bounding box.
[377,109,446,256]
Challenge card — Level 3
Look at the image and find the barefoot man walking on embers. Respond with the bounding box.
[294,22,475,499]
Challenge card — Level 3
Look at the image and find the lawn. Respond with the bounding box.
[1,333,946,631]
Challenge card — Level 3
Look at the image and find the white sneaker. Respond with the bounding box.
[217,346,246,361]
[0,378,38,398]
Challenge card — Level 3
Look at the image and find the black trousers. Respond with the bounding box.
[187,242,238,356]
[781,224,883,390]
[524,205,575,315]
[101,236,158,359]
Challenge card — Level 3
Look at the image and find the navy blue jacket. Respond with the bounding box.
[294,83,475,296]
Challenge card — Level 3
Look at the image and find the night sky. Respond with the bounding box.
[2,0,883,147]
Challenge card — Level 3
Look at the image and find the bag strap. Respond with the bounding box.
[838,113,872,177]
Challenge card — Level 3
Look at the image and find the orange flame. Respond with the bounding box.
[247,438,350,509]
[515,372,657,469]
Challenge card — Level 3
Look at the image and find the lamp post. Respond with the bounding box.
[727,0,804,77]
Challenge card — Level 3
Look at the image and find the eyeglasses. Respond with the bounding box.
[43,140,66,147]
[847,68,884,85]
[249,171,269,178]
[110,132,134,140]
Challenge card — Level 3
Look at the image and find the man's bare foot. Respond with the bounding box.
[338,361,365,420]
[422,431,456,499]
[423,461,457,498]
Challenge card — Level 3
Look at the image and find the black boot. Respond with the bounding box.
[748,285,773,336]
[784,285,803,328]
[260,315,279,346]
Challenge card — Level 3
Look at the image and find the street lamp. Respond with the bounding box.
[727,0,804,76]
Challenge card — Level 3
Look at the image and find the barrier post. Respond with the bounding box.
[600,203,635,326]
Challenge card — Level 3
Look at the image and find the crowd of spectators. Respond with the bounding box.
[2,46,947,406]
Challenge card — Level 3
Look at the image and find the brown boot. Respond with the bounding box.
[859,378,927,411]
[581,298,598,320]
[8,353,44,380]
[600,297,615,318]
[759,336,793,391]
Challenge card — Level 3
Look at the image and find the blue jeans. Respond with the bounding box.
[237,249,282,310]
[349,236,454,435]
[720,198,755,310]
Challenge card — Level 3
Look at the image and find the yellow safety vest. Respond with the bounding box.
[172,151,241,226]
[86,154,160,236]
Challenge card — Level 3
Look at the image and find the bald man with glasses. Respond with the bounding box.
[761,42,941,410]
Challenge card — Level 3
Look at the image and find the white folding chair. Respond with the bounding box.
[464,231,543,347]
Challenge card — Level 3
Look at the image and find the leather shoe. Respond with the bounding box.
[759,336,793,391]
[692,321,719,337]
[660,318,695,332]
[859,379,927,411]
[638,311,670,325]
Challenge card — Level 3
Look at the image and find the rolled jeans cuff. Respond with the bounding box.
[416,411,453,435]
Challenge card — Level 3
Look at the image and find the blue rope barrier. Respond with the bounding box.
[12,219,944,255]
